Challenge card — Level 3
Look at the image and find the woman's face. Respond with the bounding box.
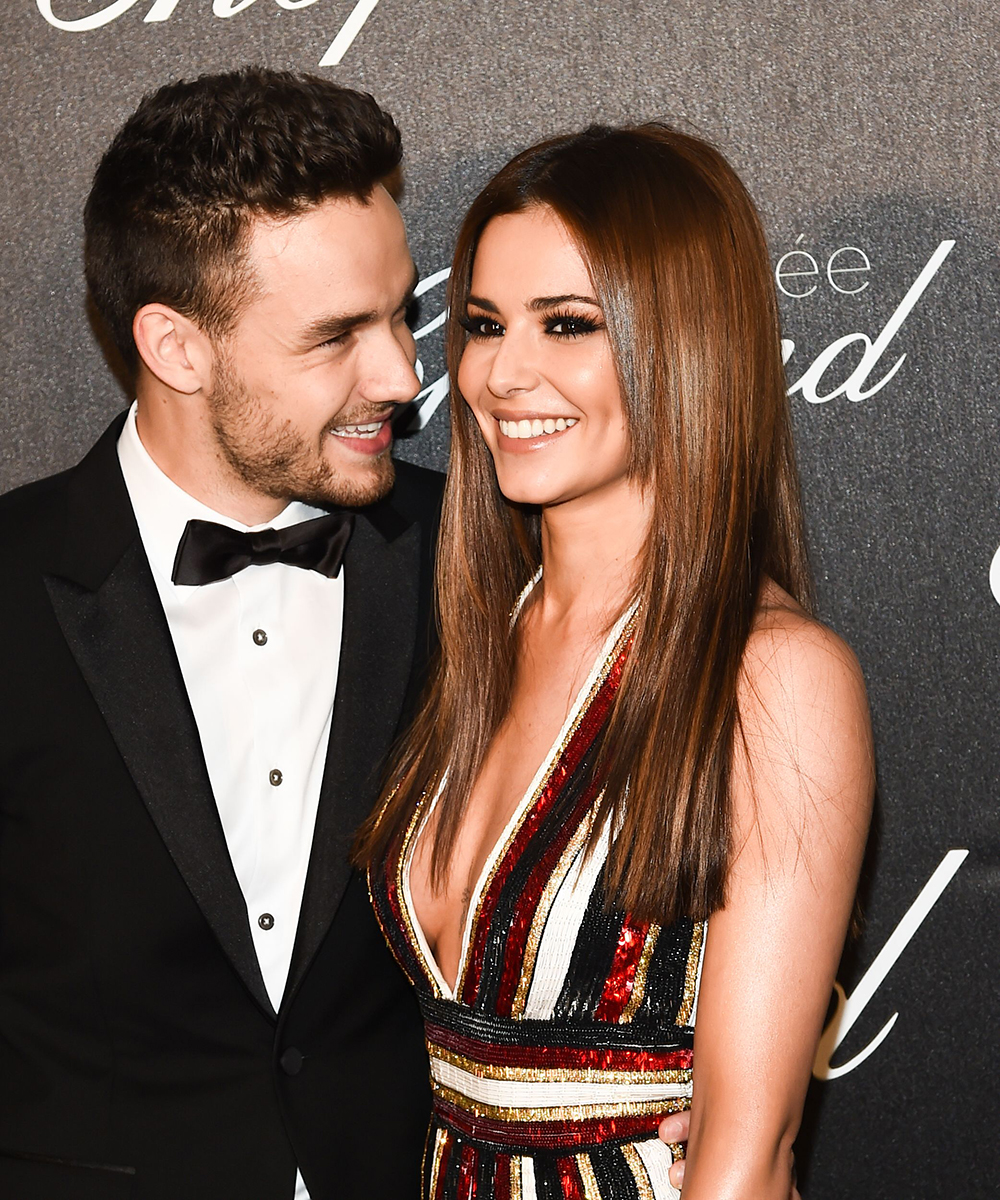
[457,206,630,510]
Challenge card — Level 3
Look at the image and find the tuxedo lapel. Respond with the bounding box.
[44,420,275,1019]
[285,503,421,1001]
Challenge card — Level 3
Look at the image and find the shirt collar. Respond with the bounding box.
[117,401,327,589]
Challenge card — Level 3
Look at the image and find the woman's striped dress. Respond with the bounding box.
[369,607,705,1199]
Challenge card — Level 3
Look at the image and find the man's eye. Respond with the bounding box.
[460,314,504,340]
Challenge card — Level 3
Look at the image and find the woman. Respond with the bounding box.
[357,123,873,1199]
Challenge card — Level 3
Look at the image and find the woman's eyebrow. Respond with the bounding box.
[466,292,600,313]
[528,293,600,310]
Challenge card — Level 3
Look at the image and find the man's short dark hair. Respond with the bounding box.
[84,66,402,373]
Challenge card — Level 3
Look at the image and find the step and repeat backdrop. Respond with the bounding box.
[2,2,997,1195]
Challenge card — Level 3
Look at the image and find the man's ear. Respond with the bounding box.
[133,304,213,395]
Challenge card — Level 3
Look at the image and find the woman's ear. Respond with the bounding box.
[133,304,213,395]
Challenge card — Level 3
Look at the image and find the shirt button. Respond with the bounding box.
[258,913,275,931]
[269,769,283,787]
[252,629,268,646]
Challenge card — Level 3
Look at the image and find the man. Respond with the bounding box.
[0,66,705,1200]
[0,68,436,1199]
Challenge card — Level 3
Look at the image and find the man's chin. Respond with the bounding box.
[295,455,395,510]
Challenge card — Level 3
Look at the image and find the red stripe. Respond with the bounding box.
[464,644,629,1007]
[426,1022,692,1073]
[434,1097,665,1150]
[456,1140,478,1200]
[492,1153,512,1200]
[593,918,652,1023]
[556,1155,586,1199]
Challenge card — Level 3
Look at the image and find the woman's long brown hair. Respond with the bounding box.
[355,123,812,924]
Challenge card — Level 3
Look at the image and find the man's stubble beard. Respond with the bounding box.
[207,354,395,510]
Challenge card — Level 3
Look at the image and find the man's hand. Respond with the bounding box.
[657,1113,802,1197]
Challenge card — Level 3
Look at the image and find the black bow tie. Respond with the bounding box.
[171,512,355,586]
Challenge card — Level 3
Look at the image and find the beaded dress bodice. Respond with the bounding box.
[369,604,705,1200]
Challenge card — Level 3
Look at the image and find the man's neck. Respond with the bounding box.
[134,397,286,526]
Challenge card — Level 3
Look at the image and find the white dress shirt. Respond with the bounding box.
[118,403,343,1200]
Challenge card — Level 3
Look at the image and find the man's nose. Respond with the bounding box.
[359,328,422,406]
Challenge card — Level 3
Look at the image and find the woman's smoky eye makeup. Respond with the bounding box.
[459,307,605,341]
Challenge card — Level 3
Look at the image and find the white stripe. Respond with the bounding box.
[522,820,611,1019]
[521,1155,537,1200]
[634,1137,681,1199]
[430,1058,690,1109]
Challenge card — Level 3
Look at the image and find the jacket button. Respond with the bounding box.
[280,1047,304,1076]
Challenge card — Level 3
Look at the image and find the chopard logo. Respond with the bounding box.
[405,238,957,432]
[813,849,968,1080]
[779,238,955,405]
[35,0,382,65]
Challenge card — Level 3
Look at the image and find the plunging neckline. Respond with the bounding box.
[400,590,638,1002]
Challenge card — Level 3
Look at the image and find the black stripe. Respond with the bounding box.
[531,1153,565,1200]
[639,916,698,1025]
[589,1144,640,1199]
[421,996,693,1051]
[552,867,622,1019]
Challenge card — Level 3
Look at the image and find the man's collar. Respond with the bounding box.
[117,402,325,591]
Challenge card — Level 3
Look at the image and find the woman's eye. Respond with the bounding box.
[460,314,504,340]
[546,314,600,338]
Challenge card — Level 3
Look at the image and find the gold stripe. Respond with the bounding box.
[576,1154,603,1200]
[511,809,597,1017]
[432,1080,689,1123]
[621,1143,655,1200]
[509,1155,522,1200]
[618,922,661,1024]
[426,1126,449,1198]
[398,791,444,999]
[676,919,705,1026]
[428,1041,691,1086]
[454,608,639,999]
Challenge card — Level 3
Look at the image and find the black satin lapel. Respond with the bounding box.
[285,514,421,1000]
[45,544,275,1020]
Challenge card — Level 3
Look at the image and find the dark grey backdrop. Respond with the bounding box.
[3,2,998,1196]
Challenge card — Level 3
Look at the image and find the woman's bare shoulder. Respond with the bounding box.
[735,577,874,836]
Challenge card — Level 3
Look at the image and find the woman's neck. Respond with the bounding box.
[535,476,650,628]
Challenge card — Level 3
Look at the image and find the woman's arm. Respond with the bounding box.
[680,600,874,1200]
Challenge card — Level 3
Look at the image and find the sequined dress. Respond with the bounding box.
[370,604,705,1200]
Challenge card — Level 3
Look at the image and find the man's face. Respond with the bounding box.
[207,186,420,509]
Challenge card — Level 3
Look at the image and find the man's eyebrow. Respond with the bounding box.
[300,311,377,344]
[299,270,420,345]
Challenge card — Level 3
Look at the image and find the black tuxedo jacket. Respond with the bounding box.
[0,415,440,1200]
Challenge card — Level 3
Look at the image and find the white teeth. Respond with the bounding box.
[331,420,383,440]
[499,417,579,440]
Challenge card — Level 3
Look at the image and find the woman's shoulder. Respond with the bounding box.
[735,578,874,828]
[743,577,866,706]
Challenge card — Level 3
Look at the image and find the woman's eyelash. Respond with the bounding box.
[459,314,502,339]
[544,312,603,337]
[459,311,604,339]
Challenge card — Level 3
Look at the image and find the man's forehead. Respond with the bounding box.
[244,191,413,306]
